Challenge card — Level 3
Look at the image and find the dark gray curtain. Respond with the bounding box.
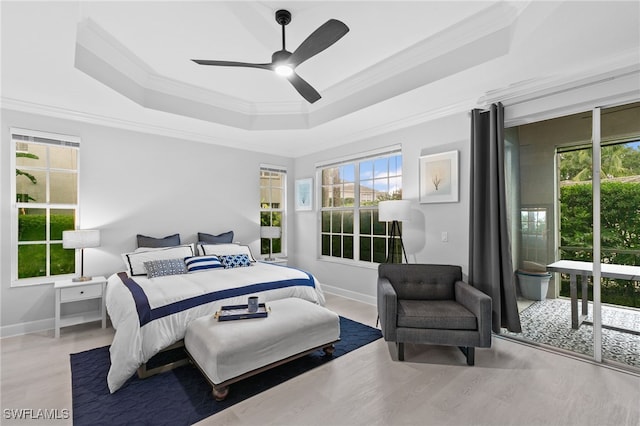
[469,103,522,333]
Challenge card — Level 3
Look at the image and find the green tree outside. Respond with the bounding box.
[559,141,640,307]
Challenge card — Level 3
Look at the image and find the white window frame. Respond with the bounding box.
[259,164,287,257]
[316,146,402,266]
[10,128,81,287]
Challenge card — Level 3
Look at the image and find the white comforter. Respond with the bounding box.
[105,263,325,393]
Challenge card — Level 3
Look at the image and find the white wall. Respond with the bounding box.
[3,61,637,334]
[0,109,293,335]
[291,112,471,304]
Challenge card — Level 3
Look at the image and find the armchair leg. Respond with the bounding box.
[397,342,404,361]
[458,346,475,365]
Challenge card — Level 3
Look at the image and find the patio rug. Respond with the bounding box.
[71,316,382,426]
[505,298,640,367]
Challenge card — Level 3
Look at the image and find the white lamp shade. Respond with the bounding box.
[63,229,101,249]
[378,200,411,222]
[260,226,281,239]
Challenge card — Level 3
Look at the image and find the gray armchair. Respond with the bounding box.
[377,264,492,365]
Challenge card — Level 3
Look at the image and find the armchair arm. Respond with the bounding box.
[377,276,398,341]
[455,281,492,347]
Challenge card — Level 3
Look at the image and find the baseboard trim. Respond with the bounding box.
[0,288,375,338]
[321,284,376,306]
[0,318,54,339]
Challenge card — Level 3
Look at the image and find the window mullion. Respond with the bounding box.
[46,146,52,275]
[45,207,51,276]
[353,162,360,261]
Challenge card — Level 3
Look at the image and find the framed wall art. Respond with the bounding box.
[419,150,459,203]
[295,178,313,211]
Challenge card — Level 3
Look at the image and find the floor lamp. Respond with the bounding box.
[62,229,101,282]
[379,200,410,263]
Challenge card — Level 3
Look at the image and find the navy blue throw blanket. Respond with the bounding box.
[71,316,382,426]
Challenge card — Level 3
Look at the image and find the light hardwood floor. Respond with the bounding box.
[1,293,639,426]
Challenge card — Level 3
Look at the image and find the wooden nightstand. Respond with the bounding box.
[54,276,107,338]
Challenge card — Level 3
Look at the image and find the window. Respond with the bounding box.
[260,165,286,256]
[319,148,402,263]
[11,128,80,284]
[520,206,549,265]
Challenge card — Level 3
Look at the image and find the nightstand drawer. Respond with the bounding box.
[60,284,102,302]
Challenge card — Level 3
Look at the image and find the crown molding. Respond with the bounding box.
[0,96,244,149]
[477,49,640,126]
[1,93,480,160]
[329,98,479,149]
[479,49,640,107]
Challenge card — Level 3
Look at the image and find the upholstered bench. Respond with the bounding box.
[184,297,340,401]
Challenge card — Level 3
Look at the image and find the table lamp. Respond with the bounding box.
[63,229,101,282]
[260,226,281,261]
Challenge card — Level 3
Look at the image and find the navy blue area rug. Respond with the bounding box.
[71,316,382,426]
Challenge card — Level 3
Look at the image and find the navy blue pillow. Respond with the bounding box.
[137,233,181,248]
[197,231,234,244]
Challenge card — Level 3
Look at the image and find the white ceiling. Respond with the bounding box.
[2,1,639,157]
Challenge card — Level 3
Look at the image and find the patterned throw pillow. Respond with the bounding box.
[144,258,187,278]
[184,255,223,273]
[219,254,252,269]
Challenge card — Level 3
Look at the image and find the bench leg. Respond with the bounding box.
[323,344,335,356]
[212,385,229,401]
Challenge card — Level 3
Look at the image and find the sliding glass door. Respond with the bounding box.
[598,104,640,366]
[508,101,640,371]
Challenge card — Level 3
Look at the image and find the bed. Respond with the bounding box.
[105,242,325,393]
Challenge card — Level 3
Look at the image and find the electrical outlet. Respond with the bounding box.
[441,232,448,242]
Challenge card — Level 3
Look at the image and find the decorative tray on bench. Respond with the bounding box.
[214,303,270,321]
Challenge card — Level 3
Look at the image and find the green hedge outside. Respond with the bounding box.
[560,181,640,308]
[18,213,75,278]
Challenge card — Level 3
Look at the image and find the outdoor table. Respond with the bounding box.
[546,260,640,329]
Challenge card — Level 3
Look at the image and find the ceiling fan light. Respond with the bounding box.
[275,64,294,77]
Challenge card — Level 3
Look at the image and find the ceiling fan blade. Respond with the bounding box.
[287,72,321,104]
[192,59,272,70]
[289,19,349,67]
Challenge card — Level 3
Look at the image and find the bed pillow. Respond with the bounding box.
[219,254,252,269]
[198,243,256,262]
[122,244,195,276]
[137,233,181,248]
[144,258,187,278]
[197,231,234,244]
[184,255,224,273]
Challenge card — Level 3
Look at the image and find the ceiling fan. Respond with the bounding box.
[192,9,349,104]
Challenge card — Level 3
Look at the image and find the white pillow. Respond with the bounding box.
[122,244,195,276]
[196,242,239,256]
[198,243,256,262]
